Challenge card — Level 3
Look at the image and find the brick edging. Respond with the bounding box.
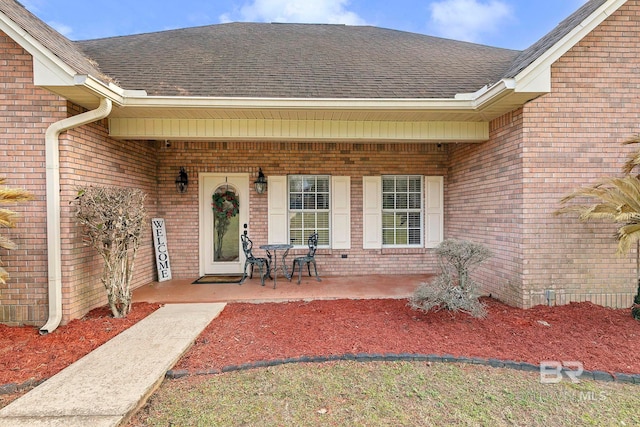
[165,353,640,385]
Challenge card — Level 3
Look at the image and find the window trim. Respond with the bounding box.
[381,175,424,248]
[287,175,331,248]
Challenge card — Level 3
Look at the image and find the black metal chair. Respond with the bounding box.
[240,232,270,286]
[289,233,321,285]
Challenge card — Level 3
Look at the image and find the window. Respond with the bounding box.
[288,175,330,246]
[382,175,422,246]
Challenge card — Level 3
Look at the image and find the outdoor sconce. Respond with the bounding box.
[175,167,188,194]
[254,168,267,194]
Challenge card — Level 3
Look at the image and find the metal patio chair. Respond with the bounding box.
[240,231,270,286]
[289,232,322,285]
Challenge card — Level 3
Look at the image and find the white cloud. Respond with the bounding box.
[48,21,73,37]
[429,0,512,43]
[220,0,366,25]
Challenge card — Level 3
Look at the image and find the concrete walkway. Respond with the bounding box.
[0,303,226,427]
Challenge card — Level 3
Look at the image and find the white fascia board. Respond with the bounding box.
[472,79,516,107]
[0,11,125,105]
[0,11,77,82]
[514,0,626,92]
[121,95,476,111]
[73,75,126,105]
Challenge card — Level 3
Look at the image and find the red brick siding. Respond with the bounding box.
[1,32,158,325]
[447,3,639,309]
[58,104,158,323]
[447,110,526,306]
[155,141,447,279]
[0,32,64,325]
[5,1,640,325]
[520,3,639,307]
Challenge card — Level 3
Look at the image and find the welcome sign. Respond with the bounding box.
[152,218,172,281]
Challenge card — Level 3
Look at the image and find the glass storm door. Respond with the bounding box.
[201,174,249,275]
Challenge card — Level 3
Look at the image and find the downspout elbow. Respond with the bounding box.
[39,98,112,335]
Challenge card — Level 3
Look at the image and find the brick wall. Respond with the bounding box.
[155,141,448,279]
[58,104,158,323]
[447,3,639,309]
[520,2,639,308]
[0,32,158,325]
[4,1,639,326]
[447,110,526,306]
[0,32,65,325]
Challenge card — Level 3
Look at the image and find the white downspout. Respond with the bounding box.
[40,98,112,334]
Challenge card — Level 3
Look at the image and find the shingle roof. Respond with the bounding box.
[0,0,110,82]
[0,0,615,100]
[502,0,608,78]
[76,23,519,99]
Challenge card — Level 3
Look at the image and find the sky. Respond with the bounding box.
[21,0,590,50]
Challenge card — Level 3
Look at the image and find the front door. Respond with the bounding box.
[200,173,249,275]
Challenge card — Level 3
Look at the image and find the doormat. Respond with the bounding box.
[192,275,244,284]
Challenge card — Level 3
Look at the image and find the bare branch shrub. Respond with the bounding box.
[409,239,492,318]
[73,186,147,317]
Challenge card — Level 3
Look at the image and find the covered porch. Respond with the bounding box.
[132,274,433,304]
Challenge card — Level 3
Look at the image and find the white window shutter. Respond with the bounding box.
[362,176,382,249]
[331,176,351,249]
[425,176,444,248]
[268,175,288,244]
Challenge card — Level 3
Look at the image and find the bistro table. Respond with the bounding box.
[259,243,294,289]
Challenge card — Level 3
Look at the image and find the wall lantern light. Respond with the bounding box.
[175,167,188,194]
[254,168,267,194]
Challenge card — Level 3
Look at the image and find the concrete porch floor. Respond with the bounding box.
[132,274,433,304]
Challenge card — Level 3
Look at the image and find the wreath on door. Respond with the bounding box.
[212,190,239,260]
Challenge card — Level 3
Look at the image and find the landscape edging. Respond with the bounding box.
[3,353,639,396]
[164,353,640,385]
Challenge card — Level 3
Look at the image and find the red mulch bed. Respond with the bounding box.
[0,302,160,386]
[1,298,639,394]
[175,298,640,375]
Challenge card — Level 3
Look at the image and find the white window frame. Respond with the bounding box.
[362,175,443,249]
[381,175,423,248]
[288,175,331,248]
[268,176,351,249]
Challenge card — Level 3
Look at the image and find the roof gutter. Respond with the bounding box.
[40,97,112,335]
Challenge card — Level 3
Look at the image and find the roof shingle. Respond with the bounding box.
[76,23,519,99]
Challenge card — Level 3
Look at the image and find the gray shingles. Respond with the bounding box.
[0,0,111,83]
[1,0,612,100]
[502,0,608,78]
[76,23,520,99]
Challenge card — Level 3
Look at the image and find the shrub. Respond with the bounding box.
[73,186,147,317]
[409,239,491,318]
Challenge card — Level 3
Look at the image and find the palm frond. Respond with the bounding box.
[0,267,7,286]
[555,176,640,255]
[0,235,17,250]
[617,223,640,255]
[621,135,640,174]
[621,135,640,146]
[0,209,18,228]
[0,187,34,204]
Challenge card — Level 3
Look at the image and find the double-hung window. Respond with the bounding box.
[382,175,423,246]
[362,175,443,249]
[288,175,330,247]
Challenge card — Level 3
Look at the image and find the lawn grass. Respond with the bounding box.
[129,361,639,426]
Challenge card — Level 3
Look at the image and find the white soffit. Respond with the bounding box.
[108,117,489,142]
